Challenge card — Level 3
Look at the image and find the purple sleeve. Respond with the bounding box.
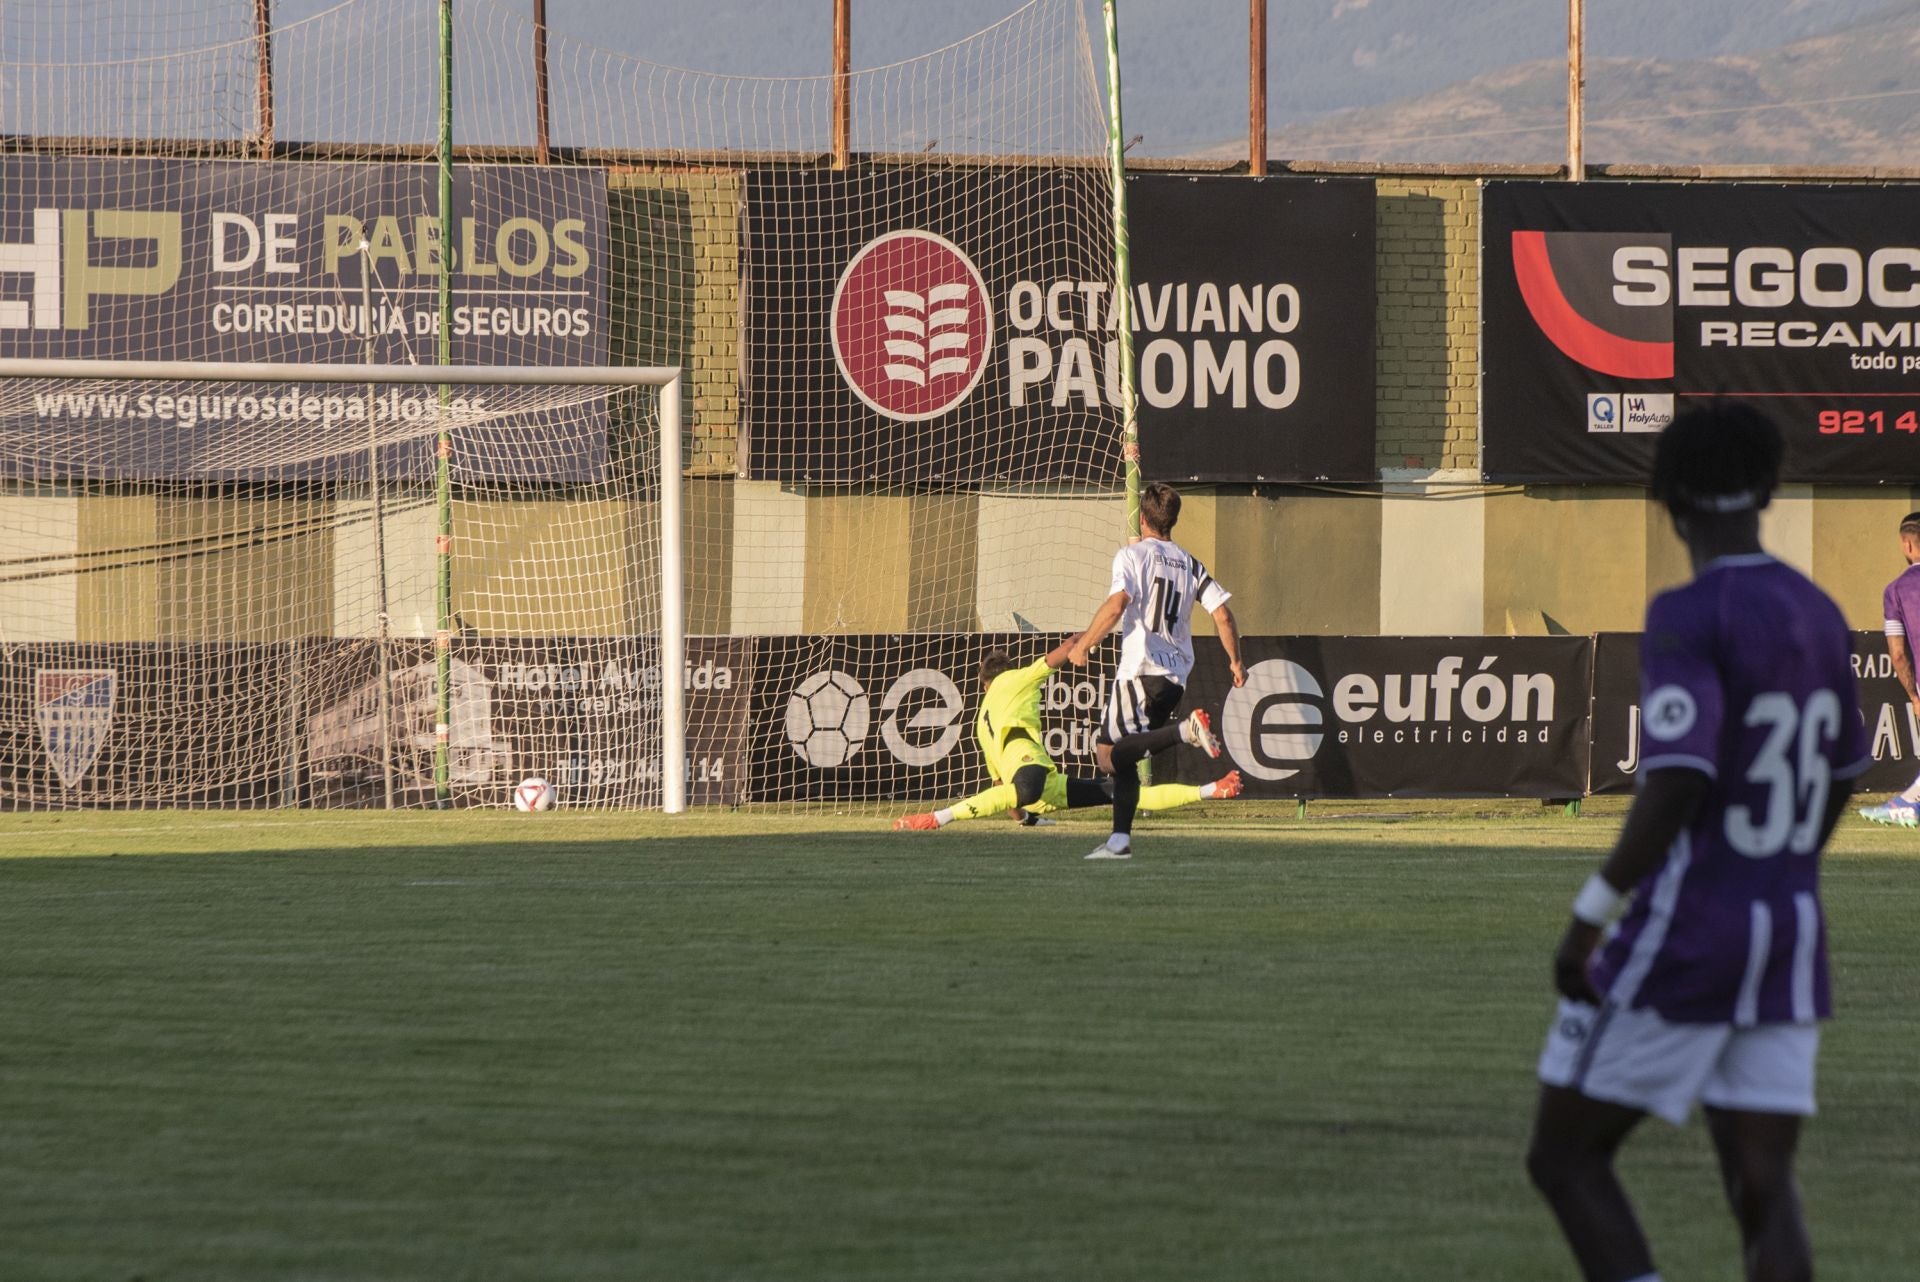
[1638,593,1724,779]
[1885,579,1905,637]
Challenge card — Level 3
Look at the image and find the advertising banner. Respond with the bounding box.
[302,636,749,809]
[1128,175,1375,482]
[742,169,1119,484]
[747,633,1113,803]
[0,157,608,482]
[1590,629,1917,795]
[0,636,744,809]
[742,170,1376,485]
[0,642,302,808]
[1484,182,1920,484]
[1586,632,1642,795]
[70,630,1920,807]
[1172,635,1593,798]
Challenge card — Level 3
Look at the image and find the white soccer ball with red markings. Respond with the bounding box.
[513,777,555,812]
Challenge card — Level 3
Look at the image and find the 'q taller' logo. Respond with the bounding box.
[831,230,993,422]
[1512,231,1675,379]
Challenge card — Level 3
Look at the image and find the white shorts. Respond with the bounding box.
[1537,999,1820,1126]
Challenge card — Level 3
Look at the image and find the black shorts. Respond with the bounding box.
[1097,674,1184,746]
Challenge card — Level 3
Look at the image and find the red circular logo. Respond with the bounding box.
[830,230,993,422]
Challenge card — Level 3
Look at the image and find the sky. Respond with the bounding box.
[0,1,1904,159]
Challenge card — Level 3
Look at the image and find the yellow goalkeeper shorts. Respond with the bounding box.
[992,735,1067,813]
[994,734,1054,780]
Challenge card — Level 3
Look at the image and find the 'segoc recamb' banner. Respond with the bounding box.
[0,157,607,482]
[1484,182,1920,484]
[1171,635,1593,799]
[1590,630,1916,795]
[1127,175,1375,483]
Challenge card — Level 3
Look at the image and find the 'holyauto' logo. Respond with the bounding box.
[1512,231,1675,379]
[831,230,993,422]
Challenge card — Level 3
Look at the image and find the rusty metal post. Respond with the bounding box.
[534,0,552,164]
[1567,0,1584,180]
[832,0,851,169]
[254,0,274,159]
[1249,0,1267,175]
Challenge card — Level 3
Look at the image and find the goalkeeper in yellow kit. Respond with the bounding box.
[892,633,1241,831]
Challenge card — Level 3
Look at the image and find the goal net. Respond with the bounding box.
[0,361,683,810]
[0,0,1124,810]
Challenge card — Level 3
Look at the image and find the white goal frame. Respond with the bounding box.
[0,358,690,814]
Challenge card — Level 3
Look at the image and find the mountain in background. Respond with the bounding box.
[539,0,1914,157]
[1244,2,1920,166]
[5,0,1915,164]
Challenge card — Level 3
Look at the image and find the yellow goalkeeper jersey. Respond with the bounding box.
[975,657,1055,781]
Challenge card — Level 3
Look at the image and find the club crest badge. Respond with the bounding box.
[36,669,116,789]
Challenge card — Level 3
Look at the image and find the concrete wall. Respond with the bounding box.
[19,484,1901,644]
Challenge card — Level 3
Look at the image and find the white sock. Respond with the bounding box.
[1105,833,1130,852]
[1179,717,1196,746]
[1901,779,1920,804]
[934,808,955,827]
[1200,779,1220,799]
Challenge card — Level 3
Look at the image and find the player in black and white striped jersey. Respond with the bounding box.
[1067,481,1246,861]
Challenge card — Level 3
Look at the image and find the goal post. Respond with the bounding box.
[0,359,688,814]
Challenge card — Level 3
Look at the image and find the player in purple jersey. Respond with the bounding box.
[1858,510,1920,825]
[1527,402,1870,1282]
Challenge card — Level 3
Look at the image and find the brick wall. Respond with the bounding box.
[1373,177,1478,473]
[608,170,741,477]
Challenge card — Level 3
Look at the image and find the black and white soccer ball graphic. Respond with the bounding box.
[784,670,872,768]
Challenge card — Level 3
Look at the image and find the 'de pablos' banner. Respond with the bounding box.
[0,157,607,482]
[1484,182,1920,484]
[1127,175,1375,483]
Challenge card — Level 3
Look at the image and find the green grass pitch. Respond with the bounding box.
[3,803,1916,1281]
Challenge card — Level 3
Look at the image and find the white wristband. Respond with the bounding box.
[1571,873,1625,927]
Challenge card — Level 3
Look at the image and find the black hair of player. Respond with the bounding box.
[1648,400,1782,518]
[979,648,1016,689]
[1900,511,1920,539]
[1140,482,1182,534]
